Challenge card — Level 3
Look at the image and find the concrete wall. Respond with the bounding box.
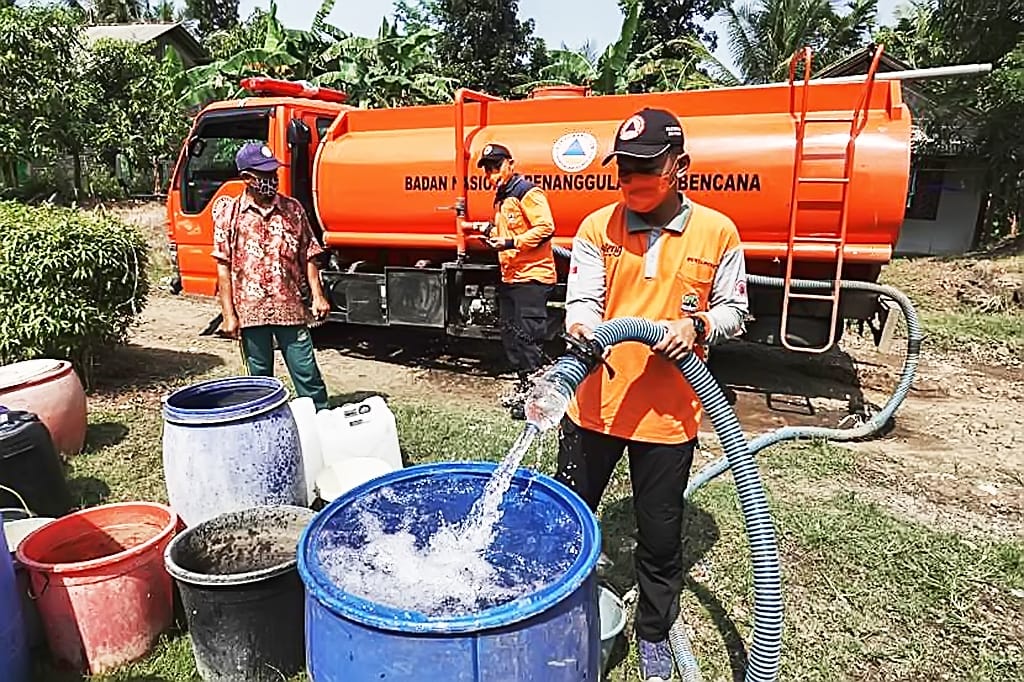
[895,160,985,256]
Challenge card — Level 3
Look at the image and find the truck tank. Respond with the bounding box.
[313,78,912,276]
[168,47,937,351]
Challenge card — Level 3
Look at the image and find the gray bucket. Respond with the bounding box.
[599,585,626,678]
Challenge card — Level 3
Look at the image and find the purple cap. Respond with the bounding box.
[235,142,281,173]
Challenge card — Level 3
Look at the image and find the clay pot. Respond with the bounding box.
[0,360,87,455]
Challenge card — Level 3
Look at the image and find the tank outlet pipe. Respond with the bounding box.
[527,319,784,682]
[684,274,924,497]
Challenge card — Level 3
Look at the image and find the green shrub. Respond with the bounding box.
[0,200,149,384]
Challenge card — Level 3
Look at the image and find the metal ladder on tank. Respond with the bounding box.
[779,45,884,353]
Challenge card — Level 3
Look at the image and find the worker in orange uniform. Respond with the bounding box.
[474,143,558,420]
[557,108,749,681]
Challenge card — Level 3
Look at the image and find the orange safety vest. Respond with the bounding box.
[490,176,557,285]
[566,200,743,444]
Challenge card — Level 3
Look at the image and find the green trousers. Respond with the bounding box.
[240,325,329,411]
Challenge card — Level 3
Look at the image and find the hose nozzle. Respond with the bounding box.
[561,332,616,379]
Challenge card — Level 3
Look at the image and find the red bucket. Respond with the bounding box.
[15,502,179,674]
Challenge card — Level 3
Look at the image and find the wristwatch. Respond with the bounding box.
[689,315,707,344]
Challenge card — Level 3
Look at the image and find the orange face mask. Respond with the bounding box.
[619,159,678,213]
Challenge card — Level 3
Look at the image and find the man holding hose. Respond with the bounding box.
[556,108,749,681]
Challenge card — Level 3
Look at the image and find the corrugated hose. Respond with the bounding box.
[531,274,922,682]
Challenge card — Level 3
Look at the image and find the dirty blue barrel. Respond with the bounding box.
[1,510,30,682]
[162,376,306,527]
[298,461,602,681]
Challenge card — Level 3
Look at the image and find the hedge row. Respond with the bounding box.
[0,200,149,384]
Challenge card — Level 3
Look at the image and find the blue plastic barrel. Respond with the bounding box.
[1,510,30,682]
[298,461,602,681]
[162,376,306,527]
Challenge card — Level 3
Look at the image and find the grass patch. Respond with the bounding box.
[34,397,1024,682]
[919,310,1024,356]
[879,254,1023,362]
[629,449,1024,682]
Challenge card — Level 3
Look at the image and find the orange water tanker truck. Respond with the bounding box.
[165,47,990,354]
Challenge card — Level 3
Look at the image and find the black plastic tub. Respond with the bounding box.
[163,505,315,681]
[0,410,73,518]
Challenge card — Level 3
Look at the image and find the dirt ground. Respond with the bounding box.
[104,200,1023,540]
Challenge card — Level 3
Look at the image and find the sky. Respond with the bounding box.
[236,0,905,74]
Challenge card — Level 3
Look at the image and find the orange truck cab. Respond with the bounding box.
[167,50,913,353]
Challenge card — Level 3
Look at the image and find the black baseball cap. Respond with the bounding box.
[602,108,685,165]
[477,143,513,168]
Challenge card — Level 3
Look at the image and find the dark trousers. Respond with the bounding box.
[555,417,696,642]
[497,282,553,376]
[240,325,330,411]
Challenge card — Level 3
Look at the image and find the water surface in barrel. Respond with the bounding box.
[316,427,583,618]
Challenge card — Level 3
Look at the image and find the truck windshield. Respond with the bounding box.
[181,108,272,214]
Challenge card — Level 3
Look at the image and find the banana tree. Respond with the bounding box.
[176,0,324,107]
[313,16,455,108]
[518,1,722,94]
[518,0,642,94]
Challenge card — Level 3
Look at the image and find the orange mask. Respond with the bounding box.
[619,161,678,213]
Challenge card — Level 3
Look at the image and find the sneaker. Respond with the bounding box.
[508,402,526,421]
[638,637,674,681]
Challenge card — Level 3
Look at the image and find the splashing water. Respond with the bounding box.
[451,425,539,548]
[524,376,571,432]
[317,422,581,617]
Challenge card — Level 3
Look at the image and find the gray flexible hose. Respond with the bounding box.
[536,318,783,682]
[553,244,573,261]
[669,619,704,682]
[684,274,924,497]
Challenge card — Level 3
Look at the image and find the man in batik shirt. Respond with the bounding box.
[212,142,331,411]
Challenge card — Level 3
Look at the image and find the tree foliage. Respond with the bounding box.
[721,0,878,84]
[621,0,728,53]
[185,0,240,37]
[875,0,1024,244]
[178,0,451,109]
[522,1,722,95]
[394,0,545,96]
[313,18,455,107]
[0,5,97,195]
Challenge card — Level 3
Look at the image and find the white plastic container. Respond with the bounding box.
[288,397,324,506]
[316,396,403,472]
[315,457,397,502]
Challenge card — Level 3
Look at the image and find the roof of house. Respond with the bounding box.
[816,46,917,78]
[818,45,982,157]
[83,22,209,64]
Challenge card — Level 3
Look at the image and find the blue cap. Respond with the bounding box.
[235,142,281,173]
